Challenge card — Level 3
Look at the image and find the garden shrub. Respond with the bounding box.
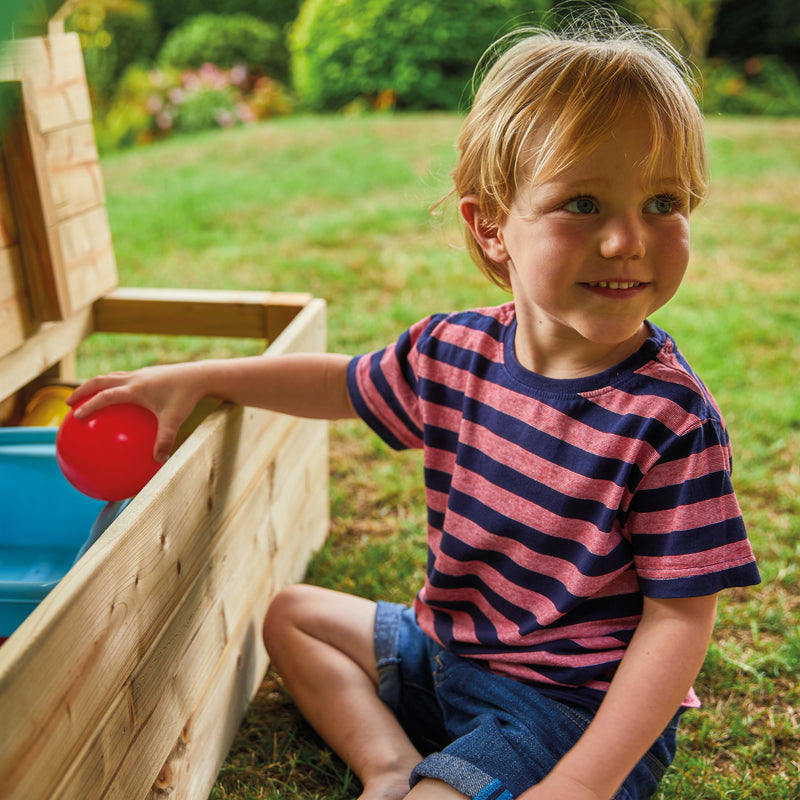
[157,13,289,81]
[95,63,293,152]
[67,0,161,107]
[701,56,800,117]
[289,0,548,111]
[151,0,301,33]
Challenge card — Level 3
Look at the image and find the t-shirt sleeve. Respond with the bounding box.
[346,316,435,450]
[627,418,760,598]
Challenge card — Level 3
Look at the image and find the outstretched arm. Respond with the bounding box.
[520,593,718,800]
[68,353,357,462]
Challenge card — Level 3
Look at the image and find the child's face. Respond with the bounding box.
[462,112,691,377]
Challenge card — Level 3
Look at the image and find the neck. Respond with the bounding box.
[513,322,650,379]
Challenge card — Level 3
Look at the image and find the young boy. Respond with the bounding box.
[69,17,760,800]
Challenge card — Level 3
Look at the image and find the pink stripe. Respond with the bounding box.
[636,540,757,580]
[631,493,743,535]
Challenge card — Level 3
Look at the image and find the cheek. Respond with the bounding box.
[659,223,691,274]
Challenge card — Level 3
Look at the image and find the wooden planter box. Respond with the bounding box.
[0,20,329,800]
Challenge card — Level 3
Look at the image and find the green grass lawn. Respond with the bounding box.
[87,112,800,799]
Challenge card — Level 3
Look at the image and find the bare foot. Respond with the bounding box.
[358,769,412,800]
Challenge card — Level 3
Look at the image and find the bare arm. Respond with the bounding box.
[68,353,357,462]
[519,593,718,800]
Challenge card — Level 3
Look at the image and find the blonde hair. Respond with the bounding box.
[450,16,709,291]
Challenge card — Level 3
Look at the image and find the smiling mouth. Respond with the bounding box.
[586,280,643,289]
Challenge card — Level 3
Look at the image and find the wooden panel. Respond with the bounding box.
[0,304,92,404]
[0,149,18,247]
[43,122,105,221]
[0,34,117,321]
[0,134,33,357]
[94,287,313,341]
[53,420,328,799]
[0,245,32,358]
[0,35,92,132]
[0,299,329,800]
[55,205,116,311]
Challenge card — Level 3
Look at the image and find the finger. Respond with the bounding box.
[71,386,137,419]
[67,372,130,406]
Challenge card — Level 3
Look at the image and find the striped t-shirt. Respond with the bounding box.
[347,302,760,709]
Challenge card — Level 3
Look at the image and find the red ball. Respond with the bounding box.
[56,402,163,501]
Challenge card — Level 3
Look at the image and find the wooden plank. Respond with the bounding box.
[46,419,328,800]
[1,107,65,321]
[0,34,114,320]
[0,299,328,800]
[0,405,292,799]
[52,420,327,799]
[94,287,313,341]
[151,465,329,800]
[43,122,105,221]
[0,245,32,358]
[56,205,117,311]
[0,304,92,404]
[0,35,92,132]
[0,150,18,248]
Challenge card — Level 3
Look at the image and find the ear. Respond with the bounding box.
[459,195,509,263]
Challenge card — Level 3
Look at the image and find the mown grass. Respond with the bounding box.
[85,113,800,799]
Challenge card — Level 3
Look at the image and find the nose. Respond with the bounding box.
[598,215,646,261]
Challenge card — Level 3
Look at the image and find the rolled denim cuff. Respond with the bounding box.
[374,600,406,709]
[411,753,515,799]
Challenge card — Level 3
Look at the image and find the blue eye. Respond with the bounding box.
[563,196,597,214]
[646,195,677,214]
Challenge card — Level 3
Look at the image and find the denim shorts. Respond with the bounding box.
[374,602,680,800]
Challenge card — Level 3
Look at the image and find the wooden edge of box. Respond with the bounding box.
[0,289,316,409]
[93,287,313,343]
[0,298,328,800]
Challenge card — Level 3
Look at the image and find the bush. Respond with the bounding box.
[701,56,800,117]
[151,0,301,33]
[67,0,161,107]
[95,63,293,151]
[709,0,800,73]
[289,0,548,112]
[158,13,289,81]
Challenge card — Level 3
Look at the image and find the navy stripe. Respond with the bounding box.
[634,517,747,557]
[444,487,631,574]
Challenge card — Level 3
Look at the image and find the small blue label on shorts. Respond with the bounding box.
[474,778,514,800]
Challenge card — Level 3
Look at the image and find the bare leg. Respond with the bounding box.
[263,584,423,800]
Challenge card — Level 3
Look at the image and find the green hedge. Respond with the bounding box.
[701,56,800,117]
[67,0,161,106]
[151,0,301,32]
[158,13,289,81]
[290,0,548,111]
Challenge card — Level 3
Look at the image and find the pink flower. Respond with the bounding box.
[146,93,164,114]
[156,111,173,130]
[237,102,256,123]
[230,64,249,86]
[182,72,201,90]
[214,109,235,128]
[199,62,228,89]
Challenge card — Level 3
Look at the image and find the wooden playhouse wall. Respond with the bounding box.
[0,21,330,800]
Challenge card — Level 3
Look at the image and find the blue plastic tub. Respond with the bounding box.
[0,427,111,637]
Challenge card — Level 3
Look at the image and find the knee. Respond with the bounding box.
[262,583,317,654]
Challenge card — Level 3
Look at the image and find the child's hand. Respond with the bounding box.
[67,363,206,463]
